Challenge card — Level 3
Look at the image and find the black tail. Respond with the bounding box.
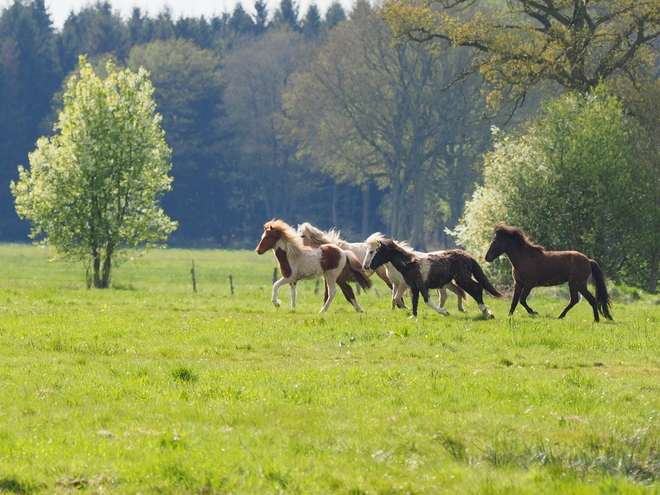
[345,251,372,290]
[471,258,503,299]
[591,260,613,320]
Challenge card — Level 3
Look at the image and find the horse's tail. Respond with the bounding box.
[345,251,372,290]
[471,258,504,299]
[590,260,613,320]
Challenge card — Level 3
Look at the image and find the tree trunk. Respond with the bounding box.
[93,254,102,289]
[361,184,370,239]
[409,174,426,251]
[649,248,659,294]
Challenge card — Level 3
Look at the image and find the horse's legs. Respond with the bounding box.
[518,285,538,315]
[575,284,600,322]
[421,286,449,317]
[509,282,523,315]
[443,282,466,312]
[289,282,297,309]
[438,287,447,308]
[374,265,393,290]
[392,282,408,310]
[557,283,579,319]
[319,276,337,313]
[410,288,420,318]
[271,277,292,308]
[454,276,493,318]
[337,276,362,312]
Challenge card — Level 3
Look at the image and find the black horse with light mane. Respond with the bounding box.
[365,238,502,319]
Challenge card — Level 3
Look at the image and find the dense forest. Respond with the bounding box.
[0,0,503,249]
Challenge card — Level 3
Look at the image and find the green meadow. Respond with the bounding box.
[1,244,660,494]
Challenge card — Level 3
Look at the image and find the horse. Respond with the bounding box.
[363,232,467,312]
[484,222,613,322]
[296,222,399,303]
[256,219,372,313]
[364,237,502,318]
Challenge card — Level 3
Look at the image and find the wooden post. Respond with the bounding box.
[314,278,320,294]
[272,267,278,284]
[229,275,234,295]
[190,260,197,293]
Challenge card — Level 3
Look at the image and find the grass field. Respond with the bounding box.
[1,243,660,494]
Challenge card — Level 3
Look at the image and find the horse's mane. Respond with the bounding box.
[365,232,414,253]
[494,222,545,252]
[380,239,415,263]
[264,219,305,254]
[298,222,347,248]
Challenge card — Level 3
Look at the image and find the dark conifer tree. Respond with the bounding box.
[324,1,346,29]
[253,0,269,34]
[273,0,300,32]
[302,4,322,39]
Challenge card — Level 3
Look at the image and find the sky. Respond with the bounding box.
[43,0,347,29]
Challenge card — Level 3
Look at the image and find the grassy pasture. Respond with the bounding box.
[1,244,660,494]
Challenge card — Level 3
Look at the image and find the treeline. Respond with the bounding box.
[0,0,406,247]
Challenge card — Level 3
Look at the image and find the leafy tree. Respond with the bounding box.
[58,1,129,75]
[451,89,648,287]
[221,31,328,238]
[283,0,488,247]
[127,39,225,246]
[624,82,660,293]
[11,57,177,288]
[382,0,660,108]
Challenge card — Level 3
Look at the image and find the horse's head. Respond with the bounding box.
[363,232,385,269]
[485,223,507,262]
[297,223,316,247]
[367,238,411,271]
[256,223,282,254]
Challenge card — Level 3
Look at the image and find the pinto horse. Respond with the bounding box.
[484,222,613,322]
[365,238,502,318]
[256,219,372,313]
[296,222,397,300]
[363,232,466,312]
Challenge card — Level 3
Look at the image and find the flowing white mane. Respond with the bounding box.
[365,232,413,252]
[298,222,349,248]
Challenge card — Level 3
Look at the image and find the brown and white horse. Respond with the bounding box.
[296,222,403,306]
[256,219,372,313]
[363,232,467,312]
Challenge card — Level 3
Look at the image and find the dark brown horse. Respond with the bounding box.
[484,222,612,322]
[365,238,502,318]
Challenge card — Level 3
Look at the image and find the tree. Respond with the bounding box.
[127,39,225,246]
[382,0,660,109]
[11,57,177,288]
[0,0,60,240]
[324,1,346,29]
[283,1,488,247]
[451,89,649,287]
[623,82,660,293]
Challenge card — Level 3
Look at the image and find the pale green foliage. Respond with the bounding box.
[11,57,177,286]
[452,88,646,284]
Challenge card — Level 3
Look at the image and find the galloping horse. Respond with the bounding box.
[363,232,466,312]
[256,219,372,313]
[365,238,502,318]
[484,222,613,322]
[296,222,397,302]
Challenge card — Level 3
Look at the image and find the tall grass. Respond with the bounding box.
[1,244,659,494]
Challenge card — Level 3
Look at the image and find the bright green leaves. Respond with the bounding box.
[11,56,177,287]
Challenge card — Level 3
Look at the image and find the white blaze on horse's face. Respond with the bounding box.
[363,247,376,270]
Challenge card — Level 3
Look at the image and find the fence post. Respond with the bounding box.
[229,275,234,295]
[190,260,197,293]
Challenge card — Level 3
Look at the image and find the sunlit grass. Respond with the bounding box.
[1,243,659,493]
